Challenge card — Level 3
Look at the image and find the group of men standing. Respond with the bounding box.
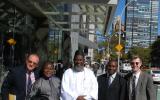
[1,50,156,100]
[98,55,156,100]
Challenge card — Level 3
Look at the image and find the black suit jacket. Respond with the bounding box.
[1,65,39,100]
[97,73,127,100]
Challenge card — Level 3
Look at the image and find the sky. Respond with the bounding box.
[96,0,126,43]
[115,0,125,20]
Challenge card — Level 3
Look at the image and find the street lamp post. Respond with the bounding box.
[116,0,135,72]
[117,16,121,72]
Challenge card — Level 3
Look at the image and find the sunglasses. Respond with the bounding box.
[28,60,38,66]
[130,62,140,65]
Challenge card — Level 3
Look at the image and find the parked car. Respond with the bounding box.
[151,70,160,84]
[142,69,160,84]
[120,62,132,73]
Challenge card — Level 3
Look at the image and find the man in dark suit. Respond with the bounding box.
[97,59,127,100]
[125,55,156,100]
[1,53,40,100]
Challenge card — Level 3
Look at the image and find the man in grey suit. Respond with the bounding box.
[125,55,156,100]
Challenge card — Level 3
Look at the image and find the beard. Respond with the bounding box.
[74,65,84,72]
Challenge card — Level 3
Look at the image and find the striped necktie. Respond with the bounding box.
[131,76,136,100]
[27,73,32,95]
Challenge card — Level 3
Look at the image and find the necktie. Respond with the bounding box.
[131,76,136,100]
[27,73,32,95]
[108,76,112,87]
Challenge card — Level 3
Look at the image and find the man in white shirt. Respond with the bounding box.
[61,50,98,100]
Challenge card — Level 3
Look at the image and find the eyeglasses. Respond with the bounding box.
[130,62,140,65]
[28,60,38,66]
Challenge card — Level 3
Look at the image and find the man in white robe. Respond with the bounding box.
[60,50,98,100]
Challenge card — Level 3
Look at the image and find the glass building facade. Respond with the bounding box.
[125,0,159,52]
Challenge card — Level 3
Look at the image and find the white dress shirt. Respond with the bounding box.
[129,71,141,99]
[108,72,117,85]
[60,67,98,100]
[130,71,141,89]
[26,72,36,95]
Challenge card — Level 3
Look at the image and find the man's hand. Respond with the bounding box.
[76,95,86,100]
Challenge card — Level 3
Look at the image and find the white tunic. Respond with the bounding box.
[60,67,98,100]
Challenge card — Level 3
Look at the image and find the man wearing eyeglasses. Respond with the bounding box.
[1,53,40,100]
[125,55,156,100]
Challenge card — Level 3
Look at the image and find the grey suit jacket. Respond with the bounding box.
[27,76,60,100]
[125,72,156,100]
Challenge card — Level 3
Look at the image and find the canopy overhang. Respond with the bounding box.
[6,0,118,35]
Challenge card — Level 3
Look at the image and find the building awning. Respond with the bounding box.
[78,36,98,49]
[7,0,118,35]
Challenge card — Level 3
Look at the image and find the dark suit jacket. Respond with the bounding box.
[125,71,156,100]
[97,73,127,100]
[1,65,39,100]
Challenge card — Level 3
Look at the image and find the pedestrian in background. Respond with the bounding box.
[55,60,64,80]
[1,53,40,100]
[60,50,98,100]
[27,61,60,100]
[125,55,156,100]
[97,59,127,100]
[100,63,105,73]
